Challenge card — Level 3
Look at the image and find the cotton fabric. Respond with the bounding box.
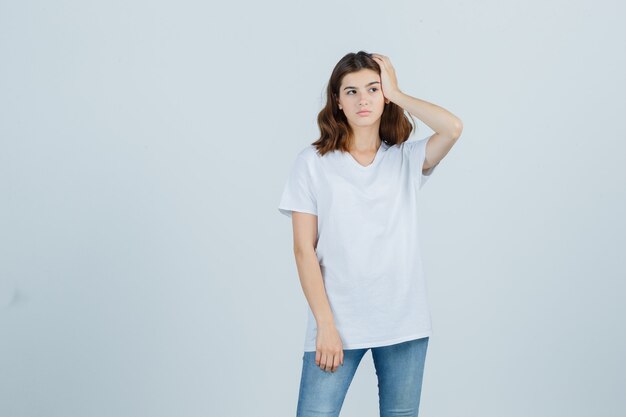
[278,134,439,352]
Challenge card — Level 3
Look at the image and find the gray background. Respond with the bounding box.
[1,0,625,416]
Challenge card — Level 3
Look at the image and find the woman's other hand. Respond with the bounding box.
[315,323,344,372]
[371,53,401,102]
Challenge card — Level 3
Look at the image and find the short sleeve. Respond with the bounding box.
[278,154,317,218]
[405,134,440,190]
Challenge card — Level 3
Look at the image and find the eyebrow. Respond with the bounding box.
[343,81,380,90]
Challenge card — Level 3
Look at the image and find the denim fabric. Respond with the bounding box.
[296,336,429,417]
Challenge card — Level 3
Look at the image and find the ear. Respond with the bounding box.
[335,94,342,109]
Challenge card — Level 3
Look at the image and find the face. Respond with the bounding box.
[335,68,388,128]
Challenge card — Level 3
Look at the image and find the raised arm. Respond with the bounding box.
[389,91,463,171]
[291,211,344,373]
[371,53,463,170]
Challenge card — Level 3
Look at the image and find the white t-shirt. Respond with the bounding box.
[278,135,440,352]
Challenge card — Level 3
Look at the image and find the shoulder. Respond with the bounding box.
[397,137,430,155]
[382,140,411,157]
[296,144,324,163]
[398,138,420,149]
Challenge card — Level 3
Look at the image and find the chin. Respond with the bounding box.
[352,115,382,125]
[351,120,376,127]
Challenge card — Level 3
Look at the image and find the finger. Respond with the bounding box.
[341,352,344,366]
[315,350,321,366]
[377,55,390,65]
[332,354,341,372]
[325,355,333,372]
[319,352,328,371]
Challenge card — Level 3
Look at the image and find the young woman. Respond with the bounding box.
[278,51,462,417]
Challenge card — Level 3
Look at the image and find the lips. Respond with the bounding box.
[357,110,371,115]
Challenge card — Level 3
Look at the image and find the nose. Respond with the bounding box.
[358,92,369,106]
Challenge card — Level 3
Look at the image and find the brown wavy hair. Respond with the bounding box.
[311,50,417,156]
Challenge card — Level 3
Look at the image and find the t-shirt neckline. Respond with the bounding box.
[345,141,388,170]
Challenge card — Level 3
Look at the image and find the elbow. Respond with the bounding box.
[451,118,463,139]
[293,243,316,258]
[440,118,463,140]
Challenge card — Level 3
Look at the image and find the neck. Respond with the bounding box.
[347,125,382,152]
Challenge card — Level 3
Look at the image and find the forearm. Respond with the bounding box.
[388,90,463,138]
[293,247,336,328]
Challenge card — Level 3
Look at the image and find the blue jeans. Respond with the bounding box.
[296,336,429,417]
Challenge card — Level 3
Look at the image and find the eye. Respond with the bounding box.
[347,90,356,95]
[370,87,378,92]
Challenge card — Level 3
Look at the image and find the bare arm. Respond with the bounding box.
[388,91,463,170]
[293,243,334,328]
[291,211,343,372]
[370,53,463,170]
